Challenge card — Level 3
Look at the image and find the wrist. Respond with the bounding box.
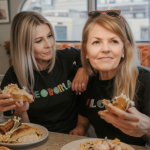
[77,123,87,131]
[14,110,27,117]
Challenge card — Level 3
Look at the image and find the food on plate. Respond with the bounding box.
[0,117,43,143]
[1,84,33,102]
[103,93,135,111]
[0,146,11,150]
[0,119,14,134]
[78,137,129,150]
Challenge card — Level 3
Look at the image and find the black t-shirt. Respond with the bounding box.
[79,66,150,146]
[1,47,81,134]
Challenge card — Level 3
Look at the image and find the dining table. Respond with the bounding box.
[8,131,149,150]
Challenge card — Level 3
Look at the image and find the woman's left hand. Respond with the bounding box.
[98,104,149,137]
[72,67,88,95]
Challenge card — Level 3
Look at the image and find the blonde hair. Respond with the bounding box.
[10,11,56,92]
[81,14,140,101]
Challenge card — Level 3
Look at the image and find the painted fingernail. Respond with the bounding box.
[100,116,105,119]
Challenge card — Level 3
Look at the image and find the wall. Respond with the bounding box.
[0,0,24,75]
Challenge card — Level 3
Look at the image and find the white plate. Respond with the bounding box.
[0,123,49,148]
[60,138,135,150]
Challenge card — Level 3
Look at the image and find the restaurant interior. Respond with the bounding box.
[0,0,149,150]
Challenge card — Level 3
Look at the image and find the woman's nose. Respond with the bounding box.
[102,42,110,52]
[44,39,52,48]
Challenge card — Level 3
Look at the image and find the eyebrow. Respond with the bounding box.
[35,32,52,40]
[90,36,119,40]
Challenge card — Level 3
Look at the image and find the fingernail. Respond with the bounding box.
[76,93,78,95]
[79,92,81,95]
[100,116,105,119]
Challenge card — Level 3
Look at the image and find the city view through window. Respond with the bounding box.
[22,0,149,41]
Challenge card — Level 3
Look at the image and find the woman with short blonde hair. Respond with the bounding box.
[70,10,149,146]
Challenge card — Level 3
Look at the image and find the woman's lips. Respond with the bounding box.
[99,57,112,60]
[43,51,51,55]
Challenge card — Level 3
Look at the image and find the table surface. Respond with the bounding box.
[4,132,148,150]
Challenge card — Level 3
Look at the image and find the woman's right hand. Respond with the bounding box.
[69,124,86,136]
[14,101,29,115]
[0,94,16,112]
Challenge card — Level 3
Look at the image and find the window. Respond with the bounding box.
[21,0,88,41]
[55,26,67,41]
[96,0,149,41]
[141,27,149,41]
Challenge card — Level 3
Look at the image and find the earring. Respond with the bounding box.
[122,54,124,58]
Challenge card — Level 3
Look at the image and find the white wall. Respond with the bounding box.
[0,0,24,75]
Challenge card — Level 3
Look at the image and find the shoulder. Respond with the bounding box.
[56,47,80,56]
[138,66,150,79]
[4,66,15,76]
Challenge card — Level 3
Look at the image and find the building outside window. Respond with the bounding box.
[96,0,149,41]
[21,0,88,41]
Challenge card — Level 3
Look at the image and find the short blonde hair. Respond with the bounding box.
[10,11,56,92]
[81,14,140,101]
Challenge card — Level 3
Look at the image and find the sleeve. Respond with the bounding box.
[139,72,150,116]
[136,67,150,117]
[57,47,82,70]
[77,93,88,118]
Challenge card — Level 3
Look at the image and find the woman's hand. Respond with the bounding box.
[69,124,86,136]
[0,94,16,112]
[72,67,88,95]
[14,101,29,114]
[98,104,149,137]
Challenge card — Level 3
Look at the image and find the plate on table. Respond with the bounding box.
[60,138,135,150]
[0,123,49,148]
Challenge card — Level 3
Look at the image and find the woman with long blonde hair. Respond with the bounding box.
[0,11,88,134]
[70,10,150,146]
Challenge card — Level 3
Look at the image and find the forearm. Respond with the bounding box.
[77,114,90,131]
[14,111,30,123]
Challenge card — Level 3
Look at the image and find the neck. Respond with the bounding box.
[99,70,116,80]
[35,60,49,71]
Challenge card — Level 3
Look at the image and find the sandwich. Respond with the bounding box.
[8,124,43,143]
[103,93,135,111]
[1,84,33,102]
[0,117,43,143]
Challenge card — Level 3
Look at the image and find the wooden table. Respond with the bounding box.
[11,132,149,150]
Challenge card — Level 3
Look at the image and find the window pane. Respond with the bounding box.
[96,0,149,41]
[21,0,88,41]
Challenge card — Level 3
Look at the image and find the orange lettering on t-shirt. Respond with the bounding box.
[47,88,54,96]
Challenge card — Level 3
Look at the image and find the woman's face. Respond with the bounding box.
[34,24,54,62]
[86,24,124,73]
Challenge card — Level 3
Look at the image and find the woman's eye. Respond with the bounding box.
[36,39,42,43]
[93,41,99,44]
[48,34,52,38]
[112,40,118,44]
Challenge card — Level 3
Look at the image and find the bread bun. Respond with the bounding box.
[103,93,135,111]
[0,146,11,150]
[1,84,33,102]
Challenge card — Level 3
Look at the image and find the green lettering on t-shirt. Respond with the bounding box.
[53,87,60,94]
[34,91,40,98]
[62,83,68,90]
[40,89,48,97]
[67,80,72,88]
